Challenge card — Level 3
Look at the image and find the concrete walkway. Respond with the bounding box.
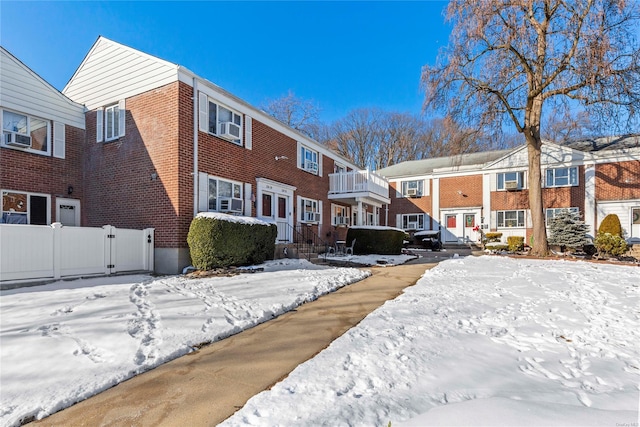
[33,261,436,427]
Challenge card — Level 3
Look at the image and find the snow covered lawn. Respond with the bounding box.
[0,259,372,427]
[221,256,640,427]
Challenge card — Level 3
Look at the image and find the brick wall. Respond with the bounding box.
[595,160,640,201]
[385,181,433,228]
[440,175,483,208]
[1,124,85,223]
[83,81,184,248]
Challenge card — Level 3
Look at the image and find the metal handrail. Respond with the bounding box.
[279,222,331,262]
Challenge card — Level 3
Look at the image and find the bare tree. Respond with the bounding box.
[422,0,640,256]
[261,91,322,139]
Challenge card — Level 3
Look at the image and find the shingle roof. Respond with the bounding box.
[558,134,640,152]
[376,149,512,178]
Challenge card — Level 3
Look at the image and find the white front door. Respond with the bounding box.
[56,198,80,226]
[442,214,460,242]
[256,178,296,243]
[276,195,290,242]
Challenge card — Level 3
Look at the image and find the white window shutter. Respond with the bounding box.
[490,174,497,191]
[244,183,252,216]
[318,200,323,225]
[296,141,302,168]
[490,211,497,230]
[297,196,302,221]
[198,172,209,212]
[424,179,430,196]
[244,116,252,150]
[118,99,126,137]
[318,153,323,177]
[96,108,104,142]
[396,214,402,228]
[526,210,533,228]
[53,122,65,159]
[198,92,208,133]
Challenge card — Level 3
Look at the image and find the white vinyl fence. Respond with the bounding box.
[0,223,154,284]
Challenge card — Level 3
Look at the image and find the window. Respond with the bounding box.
[105,104,120,141]
[401,180,424,197]
[1,190,49,224]
[1,109,50,154]
[546,167,578,187]
[300,145,319,174]
[402,213,425,230]
[332,204,349,226]
[497,171,525,190]
[301,197,320,223]
[97,101,125,142]
[497,210,525,228]
[262,193,273,218]
[207,176,243,213]
[208,100,242,144]
[546,207,579,220]
[334,163,346,174]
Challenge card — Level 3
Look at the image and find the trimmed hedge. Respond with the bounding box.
[187,214,277,270]
[598,214,623,237]
[507,236,524,252]
[346,227,407,255]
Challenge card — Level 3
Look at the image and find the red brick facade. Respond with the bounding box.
[440,175,483,208]
[1,124,85,223]
[595,160,640,201]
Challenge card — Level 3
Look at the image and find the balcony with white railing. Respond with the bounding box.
[328,170,390,206]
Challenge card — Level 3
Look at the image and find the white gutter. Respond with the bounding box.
[193,78,199,217]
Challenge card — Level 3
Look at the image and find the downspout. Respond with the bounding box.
[193,78,199,217]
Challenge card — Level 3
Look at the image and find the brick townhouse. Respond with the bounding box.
[59,36,389,273]
[1,46,86,228]
[378,136,640,245]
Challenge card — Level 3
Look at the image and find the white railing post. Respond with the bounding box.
[52,222,62,280]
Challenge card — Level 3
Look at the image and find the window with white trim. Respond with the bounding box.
[209,100,242,145]
[546,167,578,187]
[334,163,346,174]
[332,204,349,226]
[300,145,319,175]
[1,190,50,225]
[497,210,525,228]
[546,207,579,220]
[401,180,424,197]
[207,176,243,214]
[1,109,50,155]
[97,100,125,142]
[497,171,525,190]
[402,213,425,230]
[300,197,320,223]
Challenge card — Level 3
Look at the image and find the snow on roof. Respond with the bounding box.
[195,212,272,226]
[559,134,640,152]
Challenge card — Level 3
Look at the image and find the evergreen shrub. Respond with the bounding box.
[594,232,628,258]
[484,232,503,242]
[187,213,277,270]
[507,236,524,252]
[346,227,407,255]
[547,210,589,251]
[598,214,623,237]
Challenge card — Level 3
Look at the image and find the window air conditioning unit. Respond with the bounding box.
[218,122,241,140]
[505,181,519,190]
[4,132,31,148]
[305,212,321,222]
[219,198,243,213]
[407,222,419,230]
[335,216,348,226]
[304,160,319,173]
[406,188,418,197]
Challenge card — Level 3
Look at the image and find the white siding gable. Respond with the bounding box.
[63,36,180,110]
[0,47,85,129]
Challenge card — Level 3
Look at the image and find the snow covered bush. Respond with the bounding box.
[187,213,277,270]
[547,210,589,252]
[346,226,407,255]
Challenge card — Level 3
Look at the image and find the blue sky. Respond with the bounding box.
[0,1,451,123]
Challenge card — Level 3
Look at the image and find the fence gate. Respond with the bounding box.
[0,224,154,284]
